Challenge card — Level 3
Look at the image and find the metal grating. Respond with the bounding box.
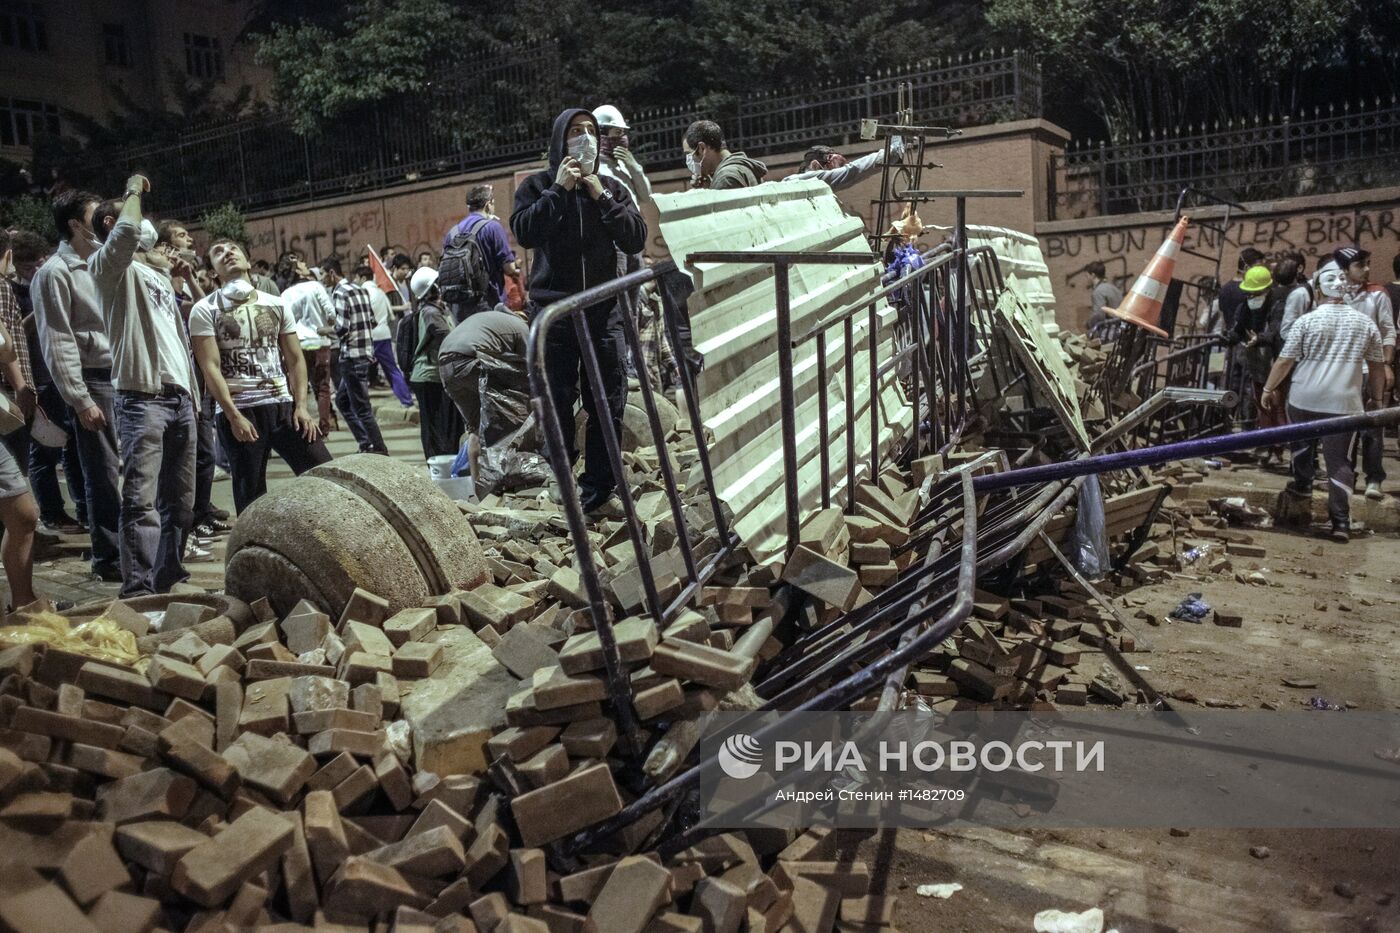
[653,179,911,562]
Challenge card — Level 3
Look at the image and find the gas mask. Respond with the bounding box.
[567,133,598,174]
[137,219,159,252]
[219,279,256,309]
[1316,262,1346,300]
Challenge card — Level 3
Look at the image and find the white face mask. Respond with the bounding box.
[137,219,158,252]
[219,278,256,308]
[568,133,598,173]
[685,151,701,180]
[1246,295,1266,310]
[1317,264,1346,299]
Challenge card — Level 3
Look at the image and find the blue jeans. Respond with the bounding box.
[335,356,387,453]
[115,389,196,596]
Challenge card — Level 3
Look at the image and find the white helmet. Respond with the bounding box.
[410,266,439,300]
[592,104,630,131]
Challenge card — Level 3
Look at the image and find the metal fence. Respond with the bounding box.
[75,48,1040,219]
[1050,97,1400,219]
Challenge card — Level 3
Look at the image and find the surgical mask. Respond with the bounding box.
[568,133,598,172]
[137,219,158,252]
[1246,295,1266,310]
[685,151,701,180]
[219,279,256,308]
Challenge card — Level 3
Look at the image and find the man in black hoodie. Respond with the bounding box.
[511,108,647,513]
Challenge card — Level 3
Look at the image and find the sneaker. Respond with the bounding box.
[1328,525,1350,543]
[195,519,231,537]
[580,488,616,516]
[40,515,84,535]
[1365,482,1384,500]
[90,566,123,584]
[213,467,231,482]
[184,540,215,562]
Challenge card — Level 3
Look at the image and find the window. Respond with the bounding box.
[0,99,60,149]
[184,32,224,80]
[103,23,130,68]
[0,2,48,52]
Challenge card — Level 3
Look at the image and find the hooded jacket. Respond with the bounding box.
[710,151,768,190]
[510,108,648,307]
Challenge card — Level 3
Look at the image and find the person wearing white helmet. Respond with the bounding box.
[403,267,463,458]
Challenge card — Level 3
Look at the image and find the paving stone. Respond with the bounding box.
[365,824,466,878]
[340,588,391,628]
[531,666,610,710]
[587,854,672,933]
[158,631,211,665]
[547,567,589,609]
[98,768,196,824]
[650,640,754,691]
[281,608,332,656]
[512,762,624,847]
[65,743,145,780]
[324,855,429,919]
[460,583,536,631]
[393,640,444,679]
[115,820,210,876]
[196,644,246,677]
[509,847,549,905]
[342,651,394,685]
[558,617,659,675]
[76,663,165,710]
[288,674,351,715]
[86,890,161,933]
[308,728,387,759]
[559,717,617,759]
[633,679,685,719]
[692,877,746,933]
[303,789,350,886]
[294,707,381,735]
[163,739,240,799]
[171,806,294,908]
[144,656,207,702]
[374,752,414,811]
[409,797,475,843]
[781,546,861,611]
[0,882,98,933]
[343,620,396,659]
[517,743,570,790]
[383,608,437,647]
[487,725,560,764]
[12,706,125,748]
[161,602,215,632]
[238,676,291,736]
[493,625,561,680]
[222,732,317,805]
[0,791,72,831]
[58,832,131,906]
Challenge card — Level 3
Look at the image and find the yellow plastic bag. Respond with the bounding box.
[0,609,144,670]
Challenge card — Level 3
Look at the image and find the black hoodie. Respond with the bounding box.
[510,108,648,307]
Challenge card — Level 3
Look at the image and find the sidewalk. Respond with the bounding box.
[1184,450,1400,533]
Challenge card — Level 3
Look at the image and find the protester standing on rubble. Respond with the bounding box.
[1262,259,1385,542]
[784,136,905,191]
[31,190,123,582]
[442,184,521,322]
[404,267,464,458]
[1084,260,1124,340]
[190,240,331,514]
[1333,246,1395,499]
[322,257,389,455]
[88,178,199,596]
[281,258,338,437]
[683,120,768,190]
[512,108,647,513]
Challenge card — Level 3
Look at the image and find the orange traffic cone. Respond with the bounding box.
[1106,215,1190,338]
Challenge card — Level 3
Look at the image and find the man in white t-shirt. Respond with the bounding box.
[190,240,331,514]
[281,260,338,436]
[1261,259,1386,542]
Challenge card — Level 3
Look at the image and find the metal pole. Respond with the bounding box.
[975,407,1400,492]
[774,262,801,557]
[816,331,830,510]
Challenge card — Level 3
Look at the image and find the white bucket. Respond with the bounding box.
[434,475,476,501]
[427,455,457,480]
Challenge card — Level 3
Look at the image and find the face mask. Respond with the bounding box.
[1246,295,1266,310]
[600,134,630,158]
[685,150,701,180]
[568,133,598,172]
[219,279,256,308]
[137,219,158,252]
[1317,265,1346,299]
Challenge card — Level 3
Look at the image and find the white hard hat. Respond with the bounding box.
[410,266,439,300]
[592,104,630,131]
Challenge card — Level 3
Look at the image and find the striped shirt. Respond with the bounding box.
[1279,302,1384,415]
[332,280,375,361]
[0,279,30,387]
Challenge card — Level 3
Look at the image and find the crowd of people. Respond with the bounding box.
[0,103,905,607]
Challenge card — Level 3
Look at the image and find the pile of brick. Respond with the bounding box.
[0,568,898,931]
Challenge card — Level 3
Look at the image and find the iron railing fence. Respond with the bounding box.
[72,48,1040,219]
[1051,97,1400,219]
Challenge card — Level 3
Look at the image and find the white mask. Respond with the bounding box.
[1246,295,1266,310]
[219,278,256,308]
[685,151,701,180]
[568,133,598,173]
[1316,262,1346,300]
[137,219,158,252]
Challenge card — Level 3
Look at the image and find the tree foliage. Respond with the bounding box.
[0,195,57,242]
[987,0,1400,139]
[199,203,249,246]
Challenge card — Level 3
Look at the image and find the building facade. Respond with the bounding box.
[0,0,269,160]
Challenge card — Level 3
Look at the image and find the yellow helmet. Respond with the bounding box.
[1241,266,1273,293]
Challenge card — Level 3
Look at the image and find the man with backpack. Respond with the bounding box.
[397,268,463,458]
[511,108,647,514]
[441,184,520,323]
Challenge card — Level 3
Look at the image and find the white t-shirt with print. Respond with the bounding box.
[1279,302,1384,415]
[188,288,296,413]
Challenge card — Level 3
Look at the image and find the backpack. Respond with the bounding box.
[394,304,420,376]
[438,216,492,309]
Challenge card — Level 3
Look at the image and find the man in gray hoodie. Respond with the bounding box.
[88,176,199,596]
[683,120,768,190]
[31,190,123,582]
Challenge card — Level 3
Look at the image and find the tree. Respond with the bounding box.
[252,0,469,133]
[200,203,249,247]
[0,195,57,242]
[987,0,1400,140]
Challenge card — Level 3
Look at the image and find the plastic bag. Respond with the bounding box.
[1067,474,1111,580]
[476,442,554,496]
[0,609,143,668]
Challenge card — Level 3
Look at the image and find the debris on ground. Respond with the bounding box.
[1033,905,1111,933]
[1168,593,1212,623]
